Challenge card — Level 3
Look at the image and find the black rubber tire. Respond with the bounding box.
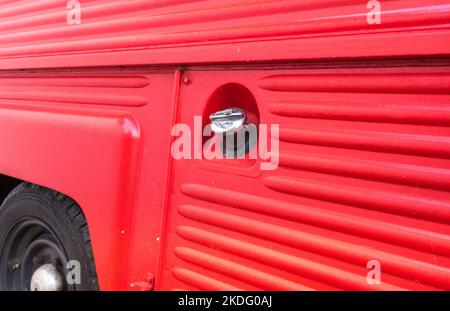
[0,182,98,291]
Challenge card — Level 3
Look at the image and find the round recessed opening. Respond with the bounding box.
[203,84,259,157]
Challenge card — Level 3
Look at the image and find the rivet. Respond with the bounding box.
[182,75,192,86]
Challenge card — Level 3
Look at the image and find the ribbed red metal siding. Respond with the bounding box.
[158,66,450,290]
[0,0,449,68]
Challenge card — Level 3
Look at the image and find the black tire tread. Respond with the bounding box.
[0,182,98,290]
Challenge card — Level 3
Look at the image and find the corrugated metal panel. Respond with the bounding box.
[0,75,150,106]
[159,66,450,290]
[0,0,449,68]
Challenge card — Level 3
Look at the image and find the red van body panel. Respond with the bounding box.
[0,1,450,290]
[157,67,450,291]
[0,71,177,290]
[0,0,449,69]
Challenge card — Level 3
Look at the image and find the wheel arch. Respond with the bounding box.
[0,104,141,290]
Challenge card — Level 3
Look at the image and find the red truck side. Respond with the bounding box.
[0,0,450,291]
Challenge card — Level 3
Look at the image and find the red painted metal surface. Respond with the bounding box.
[0,1,450,291]
[0,0,449,68]
[157,67,450,290]
[0,71,177,290]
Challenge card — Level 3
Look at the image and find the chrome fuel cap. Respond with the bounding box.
[209,108,247,136]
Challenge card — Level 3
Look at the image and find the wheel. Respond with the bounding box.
[0,182,98,291]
